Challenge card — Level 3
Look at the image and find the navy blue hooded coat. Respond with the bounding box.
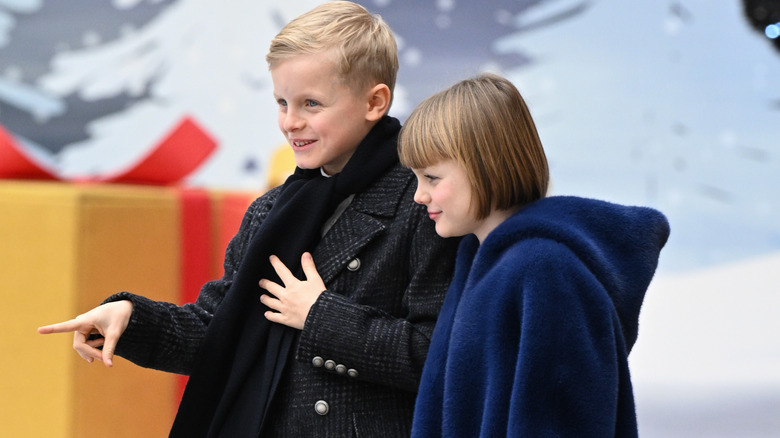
[411,196,670,437]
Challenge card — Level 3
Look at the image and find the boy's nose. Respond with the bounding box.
[282,111,305,132]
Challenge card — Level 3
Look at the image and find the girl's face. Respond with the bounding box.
[411,159,488,241]
[412,159,518,242]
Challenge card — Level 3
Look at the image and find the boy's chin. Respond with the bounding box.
[293,157,328,172]
[292,160,321,171]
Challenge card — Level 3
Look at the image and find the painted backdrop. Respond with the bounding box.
[1,0,779,436]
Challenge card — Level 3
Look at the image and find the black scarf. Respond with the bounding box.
[169,116,401,437]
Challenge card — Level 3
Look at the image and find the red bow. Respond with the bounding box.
[0,116,217,185]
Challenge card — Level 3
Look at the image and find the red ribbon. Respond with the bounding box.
[0,116,217,185]
[175,188,258,404]
[0,124,58,180]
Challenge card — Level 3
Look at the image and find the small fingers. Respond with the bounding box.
[299,252,319,280]
[74,346,102,364]
[85,337,105,348]
[300,252,326,291]
[73,331,101,364]
[263,307,298,329]
[259,292,280,311]
[264,310,283,325]
[37,319,83,335]
[101,335,119,368]
[268,255,295,284]
[258,278,277,292]
[260,293,285,324]
[259,278,283,300]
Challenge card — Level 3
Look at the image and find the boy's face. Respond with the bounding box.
[272,52,375,175]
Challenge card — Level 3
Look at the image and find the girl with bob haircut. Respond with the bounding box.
[399,72,548,219]
[399,73,670,437]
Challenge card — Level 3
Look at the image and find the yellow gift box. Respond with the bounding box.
[0,181,257,437]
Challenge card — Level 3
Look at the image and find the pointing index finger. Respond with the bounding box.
[38,319,83,335]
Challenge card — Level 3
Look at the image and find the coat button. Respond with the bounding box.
[312,356,324,368]
[314,400,329,416]
[335,364,347,374]
[347,368,359,378]
[324,360,336,371]
[347,258,361,271]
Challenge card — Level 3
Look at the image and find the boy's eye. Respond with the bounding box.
[277,99,287,107]
[305,99,320,107]
[424,174,439,182]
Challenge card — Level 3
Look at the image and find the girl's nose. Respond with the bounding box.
[413,186,430,205]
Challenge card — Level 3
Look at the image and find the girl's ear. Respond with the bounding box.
[365,84,391,121]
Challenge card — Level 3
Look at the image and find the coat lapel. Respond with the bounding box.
[313,165,412,285]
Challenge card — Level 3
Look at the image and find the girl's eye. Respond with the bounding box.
[424,174,439,182]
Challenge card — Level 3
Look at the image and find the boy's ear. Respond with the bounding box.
[365,84,391,121]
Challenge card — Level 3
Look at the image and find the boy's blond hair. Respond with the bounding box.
[266,1,398,100]
[399,73,549,220]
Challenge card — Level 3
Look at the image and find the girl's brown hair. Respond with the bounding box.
[399,73,549,219]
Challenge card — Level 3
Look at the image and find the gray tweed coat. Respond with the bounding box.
[108,163,459,437]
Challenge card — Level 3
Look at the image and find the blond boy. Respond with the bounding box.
[39,2,458,436]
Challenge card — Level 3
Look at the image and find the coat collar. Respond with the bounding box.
[313,163,413,284]
[349,163,412,218]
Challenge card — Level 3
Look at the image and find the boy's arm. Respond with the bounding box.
[100,191,276,375]
[297,207,459,392]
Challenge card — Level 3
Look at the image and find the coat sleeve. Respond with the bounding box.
[102,190,277,375]
[508,240,627,436]
[296,202,459,393]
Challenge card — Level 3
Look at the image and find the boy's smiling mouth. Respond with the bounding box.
[292,140,316,147]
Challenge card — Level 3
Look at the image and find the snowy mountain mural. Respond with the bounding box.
[2,0,779,435]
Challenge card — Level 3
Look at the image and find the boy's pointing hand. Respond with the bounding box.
[37,300,133,367]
